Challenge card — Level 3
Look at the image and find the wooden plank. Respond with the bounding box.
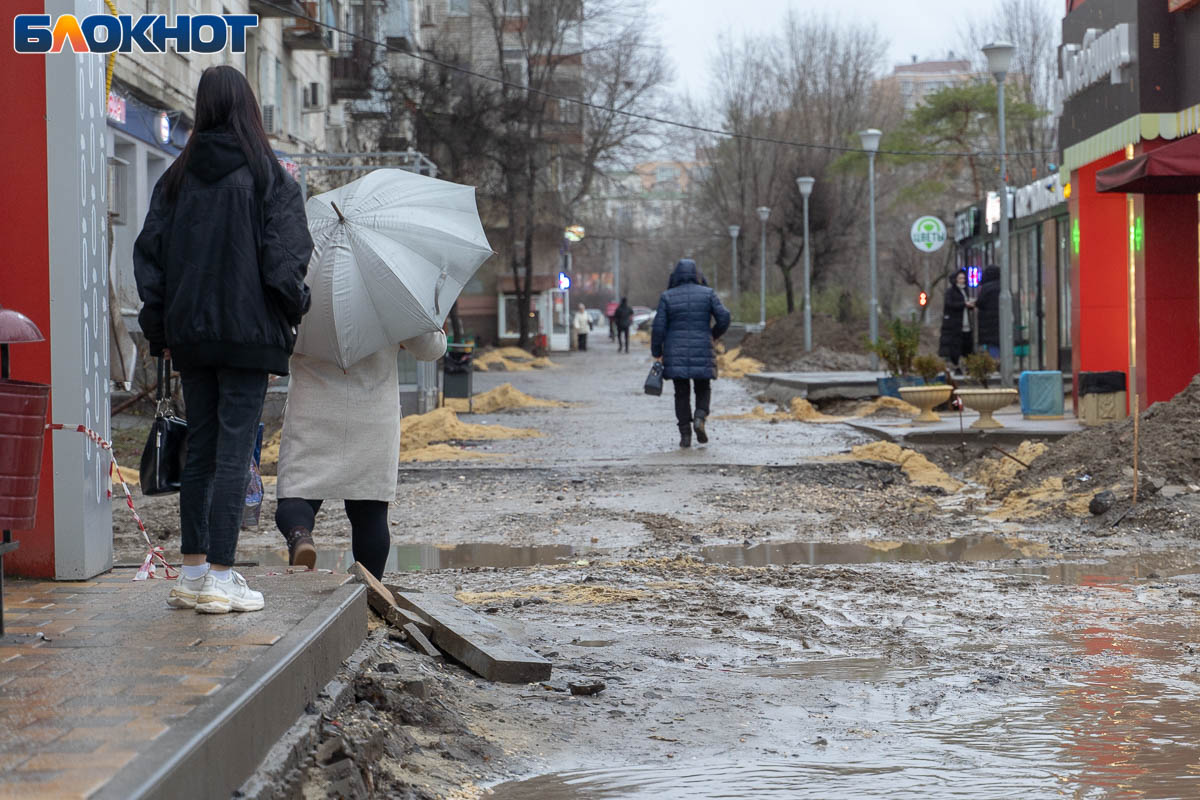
[394,592,552,684]
[347,563,397,619]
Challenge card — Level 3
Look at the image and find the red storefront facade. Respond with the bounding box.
[1062,0,1200,409]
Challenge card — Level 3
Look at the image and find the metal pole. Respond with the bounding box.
[802,193,812,351]
[759,221,767,328]
[731,231,739,322]
[997,78,1014,387]
[612,238,620,302]
[867,151,878,369]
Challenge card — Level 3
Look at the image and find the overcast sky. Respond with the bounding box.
[652,0,1065,98]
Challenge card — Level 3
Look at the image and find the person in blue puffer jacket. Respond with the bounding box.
[651,259,732,447]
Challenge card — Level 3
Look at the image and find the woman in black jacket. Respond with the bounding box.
[975,265,1002,358]
[134,66,313,615]
[938,269,975,369]
[651,260,732,447]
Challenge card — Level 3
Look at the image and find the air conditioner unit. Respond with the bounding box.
[262,104,278,134]
[303,82,323,109]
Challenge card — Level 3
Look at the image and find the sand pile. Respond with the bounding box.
[716,346,765,379]
[399,444,501,463]
[259,428,282,475]
[717,396,915,425]
[401,407,541,451]
[987,477,1095,521]
[472,347,559,372]
[633,331,651,344]
[852,396,920,419]
[842,441,963,492]
[968,441,1049,495]
[446,383,568,414]
[1013,373,1200,498]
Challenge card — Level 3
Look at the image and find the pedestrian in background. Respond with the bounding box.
[572,303,591,351]
[274,330,447,580]
[976,265,1002,360]
[938,269,975,370]
[605,299,618,342]
[651,259,731,448]
[614,296,634,353]
[135,65,313,614]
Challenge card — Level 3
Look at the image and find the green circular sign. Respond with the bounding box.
[910,216,947,253]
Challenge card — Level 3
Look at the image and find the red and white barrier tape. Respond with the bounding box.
[45,423,177,581]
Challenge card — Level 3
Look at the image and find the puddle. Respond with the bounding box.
[740,656,894,681]
[241,542,579,573]
[700,534,1048,569]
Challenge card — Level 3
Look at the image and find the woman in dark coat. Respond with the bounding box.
[975,265,1002,358]
[135,66,313,615]
[651,260,732,447]
[938,269,975,368]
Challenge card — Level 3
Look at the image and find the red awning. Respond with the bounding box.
[1096,133,1200,194]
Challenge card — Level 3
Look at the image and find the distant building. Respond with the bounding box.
[889,55,974,110]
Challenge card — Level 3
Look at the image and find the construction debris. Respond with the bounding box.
[841,442,963,493]
[445,383,569,415]
[400,407,541,451]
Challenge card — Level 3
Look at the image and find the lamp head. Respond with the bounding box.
[857,128,882,153]
[982,41,1015,81]
[728,224,740,238]
[796,176,815,198]
[756,206,770,222]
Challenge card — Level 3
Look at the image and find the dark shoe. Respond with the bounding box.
[694,413,708,444]
[679,425,692,448]
[284,527,317,569]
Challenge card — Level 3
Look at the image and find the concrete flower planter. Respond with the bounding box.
[898,384,954,423]
[955,388,1019,429]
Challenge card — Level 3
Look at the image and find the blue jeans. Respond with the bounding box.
[179,367,268,567]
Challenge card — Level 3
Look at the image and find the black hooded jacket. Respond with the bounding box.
[134,129,313,376]
[976,265,1002,347]
[651,260,731,380]
[614,300,634,328]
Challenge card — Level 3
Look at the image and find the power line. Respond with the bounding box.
[255,0,1058,161]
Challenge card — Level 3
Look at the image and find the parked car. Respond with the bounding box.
[631,306,655,330]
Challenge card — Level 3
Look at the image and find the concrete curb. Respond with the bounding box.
[93,584,366,800]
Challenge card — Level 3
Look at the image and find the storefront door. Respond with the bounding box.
[548,289,570,352]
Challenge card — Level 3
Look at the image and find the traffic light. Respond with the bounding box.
[918,291,928,307]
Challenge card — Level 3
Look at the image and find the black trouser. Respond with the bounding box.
[275,497,390,580]
[617,326,630,352]
[609,319,616,341]
[673,378,711,427]
[956,331,974,365]
[179,367,269,567]
[578,332,588,351]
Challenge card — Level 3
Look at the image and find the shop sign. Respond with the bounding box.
[985,190,1014,233]
[1060,23,1135,101]
[557,271,571,290]
[954,207,979,242]
[157,112,170,144]
[106,91,125,124]
[909,216,947,253]
[1015,173,1065,219]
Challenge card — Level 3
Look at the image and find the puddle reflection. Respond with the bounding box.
[700,534,1049,569]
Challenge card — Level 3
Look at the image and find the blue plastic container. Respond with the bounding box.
[1019,371,1064,418]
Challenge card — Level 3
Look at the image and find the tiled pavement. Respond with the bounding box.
[0,568,359,799]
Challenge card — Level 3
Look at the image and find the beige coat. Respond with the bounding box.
[276,330,447,501]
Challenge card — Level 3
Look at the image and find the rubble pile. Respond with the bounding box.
[445,382,568,414]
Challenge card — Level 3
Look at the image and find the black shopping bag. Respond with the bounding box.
[140,357,188,496]
[644,362,664,396]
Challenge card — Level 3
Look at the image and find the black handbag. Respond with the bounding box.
[140,358,188,496]
[644,361,664,396]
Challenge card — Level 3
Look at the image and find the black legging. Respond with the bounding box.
[275,497,390,580]
[673,378,711,427]
[617,326,630,352]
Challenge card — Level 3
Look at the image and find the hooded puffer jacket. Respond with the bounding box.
[651,260,731,380]
[975,265,1002,347]
[134,129,313,376]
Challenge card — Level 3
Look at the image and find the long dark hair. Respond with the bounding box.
[163,66,276,202]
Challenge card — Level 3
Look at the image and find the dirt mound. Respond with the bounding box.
[717,396,916,425]
[841,441,962,492]
[399,444,503,463]
[1016,374,1200,498]
[739,313,938,371]
[473,347,559,371]
[401,407,541,451]
[968,441,1049,495]
[259,428,282,475]
[716,346,765,379]
[446,383,568,415]
[852,397,920,419]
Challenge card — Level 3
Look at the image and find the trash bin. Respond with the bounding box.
[443,343,474,412]
[0,306,48,531]
[1078,370,1127,426]
[1019,371,1064,419]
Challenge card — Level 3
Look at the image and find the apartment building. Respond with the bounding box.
[888,55,974,110]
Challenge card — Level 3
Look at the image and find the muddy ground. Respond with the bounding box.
[112,338,1200,798]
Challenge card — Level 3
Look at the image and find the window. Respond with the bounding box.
[106,155,130,226]
[448,0,470,15]
[558,98,580,125]
[655,164,678,186]
[502,49,526,87]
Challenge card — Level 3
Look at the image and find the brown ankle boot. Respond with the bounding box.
[284,527,317,569]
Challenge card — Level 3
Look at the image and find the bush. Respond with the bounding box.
[963,351,998,387]
[865,318,921,376]
[912,354,946,384]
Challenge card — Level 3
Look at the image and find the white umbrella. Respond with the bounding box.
[295,168,492,369]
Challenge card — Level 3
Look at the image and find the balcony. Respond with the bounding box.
[248,0,305,17]
[284,2,335,51]
[331,40,376,101]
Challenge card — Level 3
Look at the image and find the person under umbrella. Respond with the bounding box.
[273,169,491,579]
[651,259,731,447]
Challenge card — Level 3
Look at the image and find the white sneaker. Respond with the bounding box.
[194,571,265,614]
[167,572,207,609]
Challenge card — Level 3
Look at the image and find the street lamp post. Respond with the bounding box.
[983,41,1016,387]
[796,177,815,351]
[858,128,882,369]
[757,206,770,328]
[728,225,740,321]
